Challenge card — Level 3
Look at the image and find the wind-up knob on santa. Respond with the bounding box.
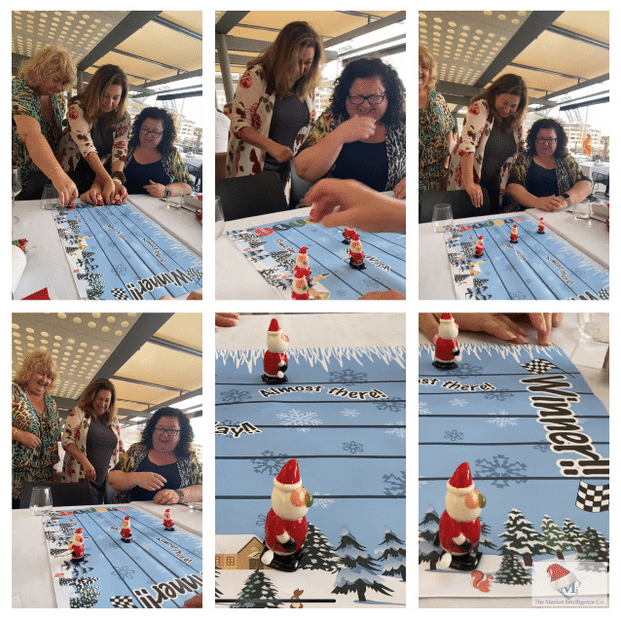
[261,458,313,572]
[69,527,85,561]
[120,515,132,542]
[432,313,461,370]
[261,319,289,384]
[436,462,486,570]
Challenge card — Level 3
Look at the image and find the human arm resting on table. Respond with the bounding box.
[153,484,202,505]
[108,469,167,492]
[13,114,78,206]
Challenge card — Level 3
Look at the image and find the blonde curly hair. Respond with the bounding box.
[18,46,76,90]
[13,350,58,393]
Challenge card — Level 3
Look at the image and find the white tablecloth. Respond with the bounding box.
[419,209,609,300]
[12,195,202,300]
[12,501,202,608]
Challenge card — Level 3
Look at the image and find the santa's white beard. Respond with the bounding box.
[444,491,482,522]
[271,487,309,521]
[438,323,458,340]
[267,334,287,353]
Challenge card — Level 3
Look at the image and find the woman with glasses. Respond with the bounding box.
[109,407,202,505]
[61,378,124,504]
[295,57,406,198]
[504,118,592,212]
[226,21,324,201]
[447,74,528,212]
[123,107,192,199]
[12,46,79,204]
[57,64,131,204]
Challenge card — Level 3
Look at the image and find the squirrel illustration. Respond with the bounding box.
[290,589,304,609]
[471,570,494,592]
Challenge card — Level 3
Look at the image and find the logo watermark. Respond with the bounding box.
[532,561,608,607]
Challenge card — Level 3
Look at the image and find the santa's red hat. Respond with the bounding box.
[447,462,475,496]
[547,563,576,591]
[274,459,302,492]
[267,318,281,334]
[123,516,130,524]
[440,312,454,323]
[298,246,308,255]
[75,528,83,535]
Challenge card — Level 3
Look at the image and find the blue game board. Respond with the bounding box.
[443,215,609,300]
[227,215,406,299]
[53,202,202,300]
[419,343,608,597]
[216,345,406,607]
[43,505,202,608]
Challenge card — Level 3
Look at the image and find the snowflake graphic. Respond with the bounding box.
[441,362,484,377]
[383,470,406,496]
[343,440,364,454]
[509,290,528,300]
[384,421,406,438]
[444,429,463,442]
[111,565,135,580]
[450,397,468,407]
[312,493,335,508]
[277,409,323,432]
[483,388,514,401]
[219,389,251,403]
[486,410,518,427]
[340,408,361,418]
[533,441,550,453]
[251,450,288,475]
[419,401,431,415]
[474,454,528,488]
[375,397,405,412]
[329,368,368,385]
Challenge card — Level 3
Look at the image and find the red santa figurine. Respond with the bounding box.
[115,192,122,205]
[436,462,486,570]
[69,527,85,561]
[163,508,174,530]
[96,192,104,206]
[295,247,311,280]
[342,227,356,244]
[475,235,484,256]
[291,269,310,300]
[120,515,132,542]
[261,459,313,572]
[262,319,289,384]
[510,224,519,243]
[348,232,366,270]
[538,217,545,234]
[433,313,461,369]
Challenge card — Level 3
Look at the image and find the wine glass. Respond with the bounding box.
[12,168,22,225]
[215,196,225,240]
[29,486,53,516]
[431,203,454,233]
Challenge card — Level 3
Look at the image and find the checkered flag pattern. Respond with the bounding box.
[110,595,138,608]
[111,288,130,300]
[521,359,560,374]
[575,481,609,513]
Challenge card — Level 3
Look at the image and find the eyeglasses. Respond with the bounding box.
[536,138,557,145]
[154,428,180,436]
[140,127,163,138]
[348,94,386,105]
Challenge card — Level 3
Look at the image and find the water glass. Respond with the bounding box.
[29,486,52,516]
[215,196,225,240]
[573,202,592,224]
[41,184,59,210]
[577,314,609,343]
[431,203,454,233]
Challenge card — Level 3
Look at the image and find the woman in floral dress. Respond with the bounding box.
[12,351,61,508]
[226,21,323,201]
[57,64,131,204]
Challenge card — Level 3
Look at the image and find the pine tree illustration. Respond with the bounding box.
[215,566,222,600]
[579,527,609,564]
[299,523,340,572]
[541,515,573,559]
[418,505,442,570]
[479,519,497,551]
[495,546,531,585]
[332,526,393,602]
[233,569,282,608]
[562,518,585,554]
[498,508,550,567]
[375,527,406,581]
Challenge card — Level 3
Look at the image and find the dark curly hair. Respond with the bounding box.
[128,107,177,155]
[141,407,194,458]
[329,57,405,127]
[526,118,568,158]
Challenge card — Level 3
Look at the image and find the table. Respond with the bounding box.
[12,501,202,608]
[419,313,609,608]
[579,161,609,182]
[12,195,202,300]
[419,209,609,300]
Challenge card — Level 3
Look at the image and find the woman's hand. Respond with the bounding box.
[99,177,117,204]
[464,182,483,208]
[134,471,167,491]
[80,184,102,205]
[144,180,166,198]
[336,115,377,144]
[266,142,294,163]
[153,488,181,505]
[82,460,97,481]
[14,429,41,449]
[533,195,566,212]
[114,181,128,203]
[393,177,406,199]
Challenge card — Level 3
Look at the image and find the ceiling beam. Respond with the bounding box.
[324,11,405,49]
[216,11,250,35]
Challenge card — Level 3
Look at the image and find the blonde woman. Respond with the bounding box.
[57,64,131,204]
[61,378,124,504]
[226,21,323,200]
[12,350,61,508]
[12,46,78,204]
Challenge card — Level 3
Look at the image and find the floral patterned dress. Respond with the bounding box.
[447,99,525,207]
[57,100,130,173]
[12,76,66,192]
[419,90,455,199]
[112,443,202,503]
[298,108,406,192]
[12,382,61,501]
[226,64,315,201]
[61,407,124,483]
